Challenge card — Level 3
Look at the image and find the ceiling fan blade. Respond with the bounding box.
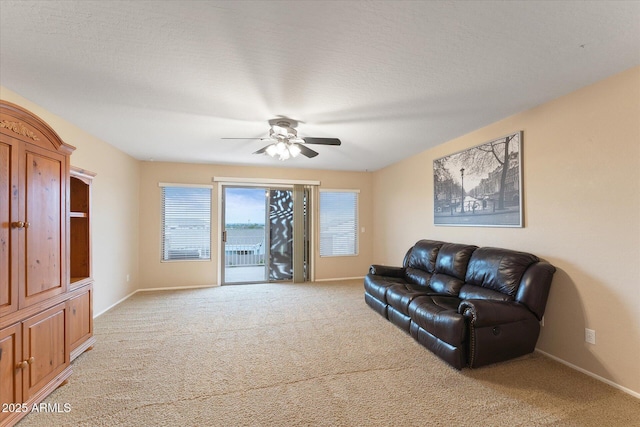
[302,137,341,146]
[253,145,270,155]
[294,143,319,158]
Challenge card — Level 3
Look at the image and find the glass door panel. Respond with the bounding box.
[222,187,267,284]
[268,189,293,281]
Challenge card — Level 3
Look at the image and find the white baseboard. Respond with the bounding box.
[535,349,640,399]
[93,290,137,318]
[314,276,365,282]
[135,284,219,293]
[93,284,219,318]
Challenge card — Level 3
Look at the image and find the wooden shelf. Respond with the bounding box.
[69,167,95,363]
[69,169,92,288]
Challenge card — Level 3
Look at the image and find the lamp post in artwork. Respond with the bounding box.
[460,167,465,214]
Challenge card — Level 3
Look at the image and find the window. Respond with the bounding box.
[161,184,212,261]
[319,189,359,257]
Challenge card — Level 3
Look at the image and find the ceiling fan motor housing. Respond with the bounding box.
[269,120,299,140]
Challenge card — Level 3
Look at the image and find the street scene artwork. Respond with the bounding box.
[434,131,523,227]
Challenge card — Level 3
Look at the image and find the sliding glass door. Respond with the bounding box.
[221,186,308,284]
[267,189,294,281]
[222,187,267,284]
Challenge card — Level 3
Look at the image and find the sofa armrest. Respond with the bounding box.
[459,299,536,327]
[459,299,541,368]
[516,261,556,320]
[369,264,405,278]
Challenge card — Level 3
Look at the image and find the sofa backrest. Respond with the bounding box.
[403,240,443,286]
[458,246,556,319]
[392,240,556,319]
[397,240,555,320]
[463,247,539,298]
[429,243,477,295]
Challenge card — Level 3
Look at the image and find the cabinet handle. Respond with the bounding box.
[11,221,25,229]
[28,356,35,364]
[17,360,28,370]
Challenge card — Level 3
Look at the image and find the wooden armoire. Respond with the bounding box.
[0,101,95,427]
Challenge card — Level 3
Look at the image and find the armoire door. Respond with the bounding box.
[19,143,67,308]
[21,303,68,401]
[0,136,19,317]
[0,323,22,425]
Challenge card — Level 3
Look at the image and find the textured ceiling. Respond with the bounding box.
[1,1,639,171]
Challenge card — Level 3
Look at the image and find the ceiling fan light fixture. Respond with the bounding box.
[265,144,278,157]
[264,141,300,160]
[288,143,301,158]
[275,141,287,154]
[279,149,291,161]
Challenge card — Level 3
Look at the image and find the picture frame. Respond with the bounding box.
[433,131,523,227]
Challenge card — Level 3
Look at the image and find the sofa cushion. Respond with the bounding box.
[464,247,539,297]
[429,273,464,296]
[404,267,432,287]
[364,274,406,303]
[458,284,513,302]
[434,243,477,279]
[424,243,477,295]
[408,295,466,346]
[405,240,443,274]
[386,283,433,315]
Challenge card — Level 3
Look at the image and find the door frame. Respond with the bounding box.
[214,177,319,285]
[220,185,269,285]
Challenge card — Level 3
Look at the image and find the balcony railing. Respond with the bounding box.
[224,234,265,267]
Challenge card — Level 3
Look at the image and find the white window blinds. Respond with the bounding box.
[319,190,359,257]
[161,185,212,261]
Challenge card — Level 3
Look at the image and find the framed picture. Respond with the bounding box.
[433,131,523,227]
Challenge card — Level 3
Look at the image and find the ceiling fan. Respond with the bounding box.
[222,118,341,160]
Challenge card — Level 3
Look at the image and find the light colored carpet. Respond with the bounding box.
[18,280,640,426]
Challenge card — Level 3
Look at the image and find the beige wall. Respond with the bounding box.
[3,66,638,395]
[0,87,141,316]
[139,162,373,289]
[372,66,640,395]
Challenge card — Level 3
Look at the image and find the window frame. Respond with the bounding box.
[318,189,359,258]
[159,183,213,262]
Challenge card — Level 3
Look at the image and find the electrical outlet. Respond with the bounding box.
[126,274,130,282]
[585,328,596,344]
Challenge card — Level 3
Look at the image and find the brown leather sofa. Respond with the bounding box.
[364,240,556,369]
